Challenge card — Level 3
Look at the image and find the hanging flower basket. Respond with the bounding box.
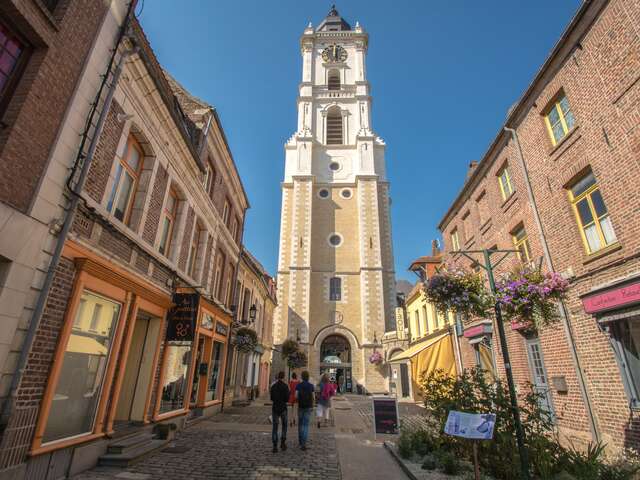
[286,350,308,369]
[496,268,569,328]
[424,267,493,318]
[233,327,258,353]
[369,350,384,365]
[281,339,299,358]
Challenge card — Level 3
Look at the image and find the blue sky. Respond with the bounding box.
[139,1,580,282]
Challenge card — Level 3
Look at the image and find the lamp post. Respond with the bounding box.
[452,247,530,480]
[249,304,257,324]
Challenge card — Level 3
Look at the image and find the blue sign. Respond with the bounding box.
[444,411,496,440]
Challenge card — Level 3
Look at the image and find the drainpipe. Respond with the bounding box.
[504,126,600,443]
[0,29,137,430]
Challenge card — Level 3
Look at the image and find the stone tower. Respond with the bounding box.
[273,6,396,393]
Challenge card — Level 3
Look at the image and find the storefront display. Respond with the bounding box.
[159,343,192,413]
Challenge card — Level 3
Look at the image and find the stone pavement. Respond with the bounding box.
[73,395,418,480]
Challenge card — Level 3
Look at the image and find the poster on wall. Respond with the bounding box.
[372,397,399,435]
[166,293,199,342]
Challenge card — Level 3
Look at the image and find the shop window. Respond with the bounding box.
[329,277,341,301]
[159,189,178,256]
[0,21,28,112]
[450,228,460,252]
[107,136,143,224]
[568,171,617,254]
[159,343,192,413]
[610,318,640,407]
[512,225,532,263]
[544,93,575,145]
[497,165,514,201]
[206,341,224,401]
[43,291,121,443]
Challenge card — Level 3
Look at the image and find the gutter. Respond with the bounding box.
[505,126,600,443]
[0,1,138,427]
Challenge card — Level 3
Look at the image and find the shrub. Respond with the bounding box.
[411,429,434,456]
[281,339,299,358]
[436,450,464,475]
[421,454,437,470]
[398,429,413,459]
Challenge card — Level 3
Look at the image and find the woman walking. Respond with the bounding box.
[288,372,300,426]
[316,373,335,428]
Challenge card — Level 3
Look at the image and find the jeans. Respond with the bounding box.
[298,408,312,447]
[272,409,287,445]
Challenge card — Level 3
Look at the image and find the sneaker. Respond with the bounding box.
[272,445,278,453]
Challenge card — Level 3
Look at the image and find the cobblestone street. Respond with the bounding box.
[72,396,418,480]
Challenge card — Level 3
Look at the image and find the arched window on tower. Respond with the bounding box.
[328,70,340,90]
[326,107,343,145]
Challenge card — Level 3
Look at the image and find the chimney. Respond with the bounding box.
[431,239,440,256]
[466,160,479,180]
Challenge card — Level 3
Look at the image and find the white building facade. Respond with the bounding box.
[274,7,396,393]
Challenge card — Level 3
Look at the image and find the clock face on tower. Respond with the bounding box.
[322,44,348,63]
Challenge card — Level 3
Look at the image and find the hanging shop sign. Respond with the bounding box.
[582,280,640,314]
[444,411,496,440]
[372,397,399,436]
[166,293,199,342]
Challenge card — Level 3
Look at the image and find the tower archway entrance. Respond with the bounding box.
[320,334,352,393]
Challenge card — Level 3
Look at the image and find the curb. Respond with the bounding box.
[383,441,419,480]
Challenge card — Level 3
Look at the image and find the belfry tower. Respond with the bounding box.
[273,6,396,393]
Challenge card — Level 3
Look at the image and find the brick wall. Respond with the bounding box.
[438,0,640,450]
[142,164,168,245]
[0,257,76,468]
[0,0,109,212]
[84,100,125,204]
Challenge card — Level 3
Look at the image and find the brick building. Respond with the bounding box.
[438,0,640,452]
[0,9,250,478]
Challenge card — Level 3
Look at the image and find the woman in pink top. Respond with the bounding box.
[287,372,300,426]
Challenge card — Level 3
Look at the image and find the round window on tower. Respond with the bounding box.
[318,188,330,199]
[328,233,343,248]
[329,161,341,172]
[340,188,352,199]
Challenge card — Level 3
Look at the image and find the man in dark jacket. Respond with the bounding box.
[270,371,290,452]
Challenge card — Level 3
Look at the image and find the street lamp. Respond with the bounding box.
[249,304,257,323]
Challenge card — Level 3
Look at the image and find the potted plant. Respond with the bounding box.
[369,350,383,365]
[496,268,569,329]
[233,326,258,353]
[424,267,492,317]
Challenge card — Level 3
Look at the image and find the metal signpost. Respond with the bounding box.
[445,410,497,480]
[452,248,531,480]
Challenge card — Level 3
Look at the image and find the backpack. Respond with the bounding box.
[298,383,313,409]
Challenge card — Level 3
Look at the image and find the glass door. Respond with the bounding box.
[526,337,555,418]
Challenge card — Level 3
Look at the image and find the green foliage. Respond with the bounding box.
[281,339,299,358]
[419,368,640,480]
[421,454,437,470]
[435,450,464,475]
[411,428,434,456]
[398,429,413,459]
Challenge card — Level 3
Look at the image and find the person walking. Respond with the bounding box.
[316,373,335,428]
[270,371,289,453]
[295,370,314,451]
[288,372,300,426]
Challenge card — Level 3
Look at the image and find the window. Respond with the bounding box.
[206,341,224,401]
[205,161,216,199]
[326,108,343,145]
[414,310,421,337]
[107,136,143,223]
[159,189,178,256]
[159,343,192,413]
[569,172,617,254]
[498,165,514,201]
[43,292,121,443]
[451,229,460,251]
[328,233,342,247]
[611,318,640,407]
[222,199,231,227]
[422,305,428,334]
[318,188,330,199]
[476,191,489,225]
[329,277,342,301]
[329,161,341,171]
[230,217,239,242]
[328,70,340,90]
[340,189,352,199]
[224,263,234,306]
[512,225,532,263]
[474,338,496,381]
[545,93,576,145]
[188,224,203,278]
[213,252,225,300]
[0,21,27,108]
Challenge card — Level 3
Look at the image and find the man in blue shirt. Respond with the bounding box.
[295,370,315,450]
